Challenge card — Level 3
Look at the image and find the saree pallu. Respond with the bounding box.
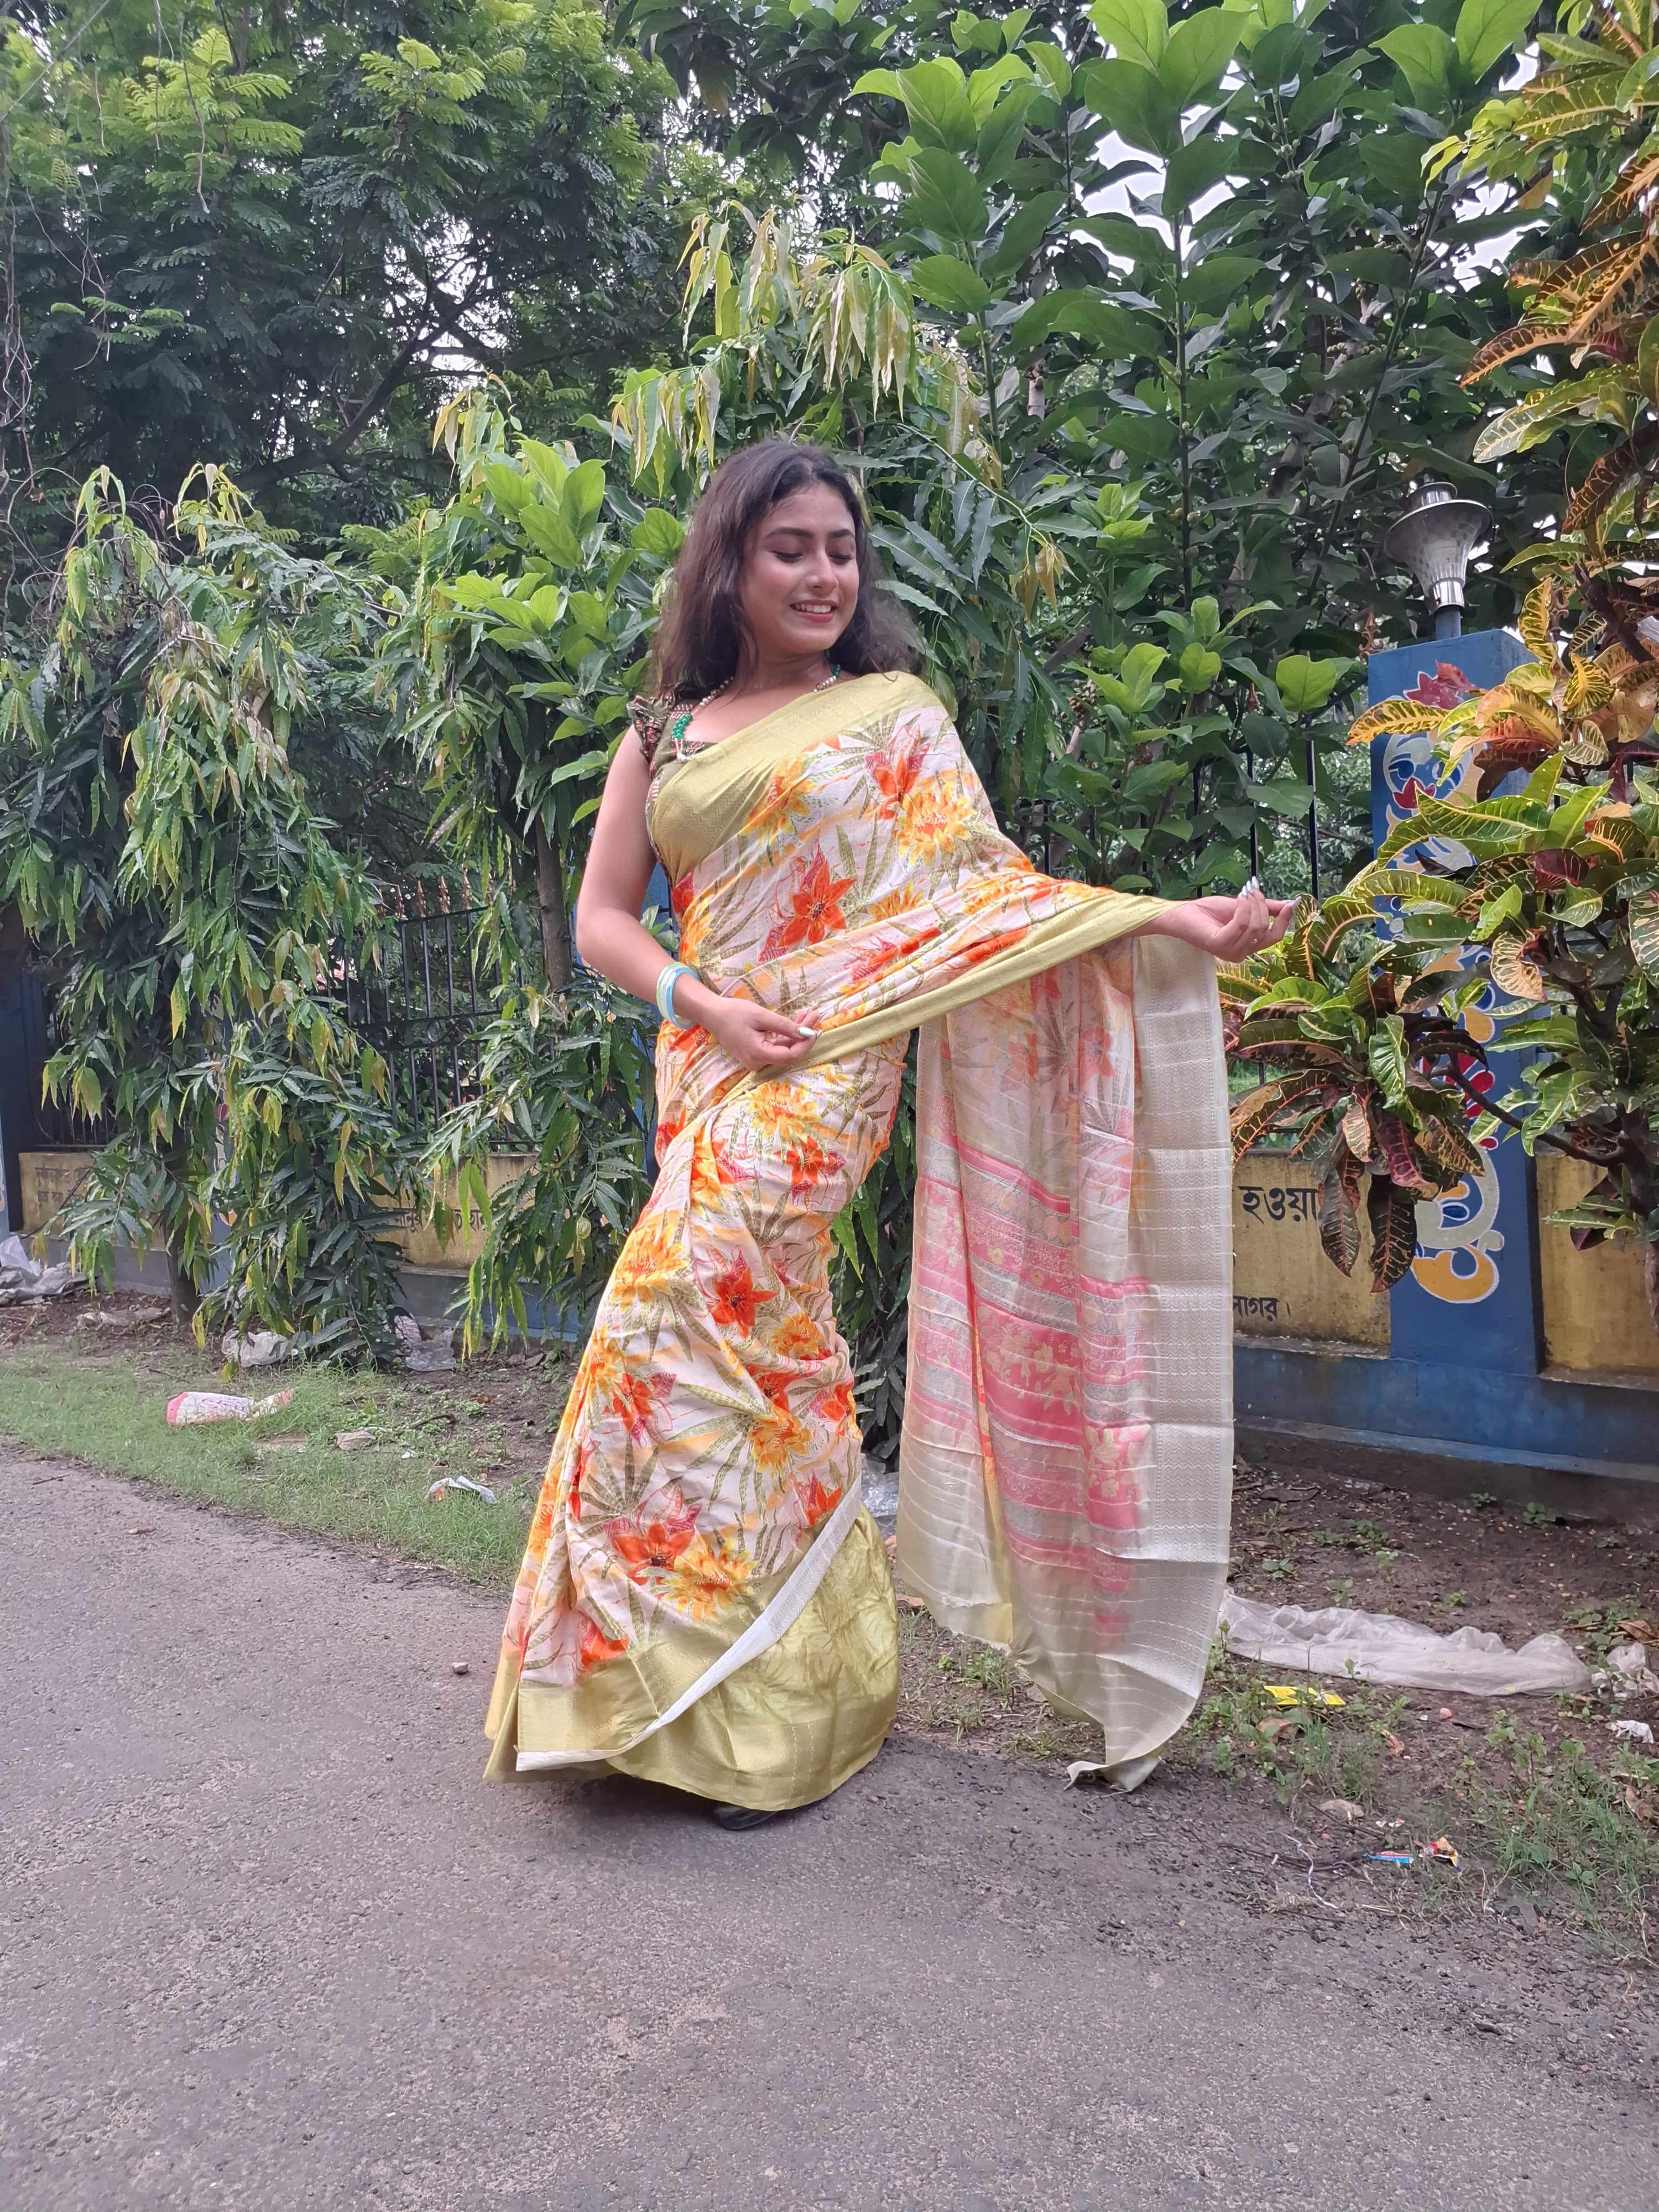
[486,671,1233,1806]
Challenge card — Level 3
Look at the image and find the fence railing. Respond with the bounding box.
[333,883,500,1134]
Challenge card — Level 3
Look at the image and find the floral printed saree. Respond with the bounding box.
[485,671,1233,1807]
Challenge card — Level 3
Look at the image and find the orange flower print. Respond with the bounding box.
[754,1369,795,1412]
[749,1083,817,1145]
[578,1613,629,1673]
[868,729,927,818]
[761,848,854,960]
[744,759,812,847]
[750,1400,810,1477]
[710,1255,768,1335]
[608,1368,674,1443]
[783,1133,842,1199]
[675,886,712,968]
[868,888,919,925]
[848,922,938,986]
[688,1127,727,1209]
[609,1488,698,1578]
[666,1529,753,1620]
[609,1214,684,1307]
[814,1380,856,1428]
[961,926,1028,969]
[799,1473,844,1530]
[767,1311,825,1363]
[896,775,977,865]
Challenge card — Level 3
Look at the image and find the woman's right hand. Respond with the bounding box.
[682,984,819,1073]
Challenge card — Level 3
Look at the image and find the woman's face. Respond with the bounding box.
[737,482,860,667]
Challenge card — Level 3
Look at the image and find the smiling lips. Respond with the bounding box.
[791,599,838,620]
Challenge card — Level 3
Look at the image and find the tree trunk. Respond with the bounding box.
[534,821,573,992]
[166,1239,200,1328]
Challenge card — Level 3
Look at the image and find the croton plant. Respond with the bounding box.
[1222,576,1659,1324]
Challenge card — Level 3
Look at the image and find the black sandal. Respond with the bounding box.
[711,1802,781,1831]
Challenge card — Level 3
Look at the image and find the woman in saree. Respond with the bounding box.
[484,440,1292,1825]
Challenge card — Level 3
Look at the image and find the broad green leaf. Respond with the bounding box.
[1376,22,1458,106]
[975,81,1040,180]
[629,508,685,559]
[1274,654,1342,714]
[1177,642,1222,692]
[1077,58,1182,158]
[910,253,993,315]
[896,58,979,150]
[1159,10,1244,104]
[1024,39,1072,100]
[562,457,606,534]
[985,189,1066,278]
[1089,0,1168,72]
[1183,253,1265,313]
[966,54,1033,124]
[903,147,990,248]
[851,66,904,99]
[1121,757,1191,806]
[1454,0,1537,81]
[1163,135,1243,216]
[1011,288,1152,357]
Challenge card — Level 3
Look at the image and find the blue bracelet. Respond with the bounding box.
[655,961,698,1027]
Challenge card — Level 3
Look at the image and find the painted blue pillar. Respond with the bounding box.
[1366,632,1543,1376]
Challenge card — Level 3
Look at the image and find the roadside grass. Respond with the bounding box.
[1176,1650,1659,1955]
[0,1336,538,1586]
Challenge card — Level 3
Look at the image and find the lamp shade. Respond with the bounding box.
[1382,480,1490,617]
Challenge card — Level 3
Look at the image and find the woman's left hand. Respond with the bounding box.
[1142,884,1296,962]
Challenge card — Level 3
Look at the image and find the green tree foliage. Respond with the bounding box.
[0,468,411,1354]
[0,0,684,560]
[609,0,1557,900]
[375,386,683,1344]
[1227,0,1659,1330]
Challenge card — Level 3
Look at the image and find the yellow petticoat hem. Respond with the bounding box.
[485,1507,898,1813]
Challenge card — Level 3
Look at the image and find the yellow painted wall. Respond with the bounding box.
[1537,1150,1659,1378]
[16,1149,93,1233]
[1232,1151,1390,1347]
[18,1147,542,1274]
[385,1155,536,1270]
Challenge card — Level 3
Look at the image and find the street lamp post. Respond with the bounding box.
[1382,480,1491,641]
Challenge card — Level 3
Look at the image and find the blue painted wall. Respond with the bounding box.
[1231,628,1659,1486]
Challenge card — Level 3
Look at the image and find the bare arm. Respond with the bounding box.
[1139,884,1295,961]
[573,740,820,1073]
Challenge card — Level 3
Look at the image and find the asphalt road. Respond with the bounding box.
[3,1451,1653,2212]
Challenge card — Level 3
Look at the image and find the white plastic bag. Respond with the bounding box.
[1218,1590,1589,1696]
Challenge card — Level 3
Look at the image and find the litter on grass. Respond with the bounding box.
[427,1474,498,1505]
[1369,1851,1415,1868]
[1264,1684,1345,1709]
[1593,1643,1659,1696]
[1610,1718,1656,1745]
[1219,1592,1590,1695]
[166,1389,294,1426]
[1426,1835,1461,1869]
[0,1233,82,1306]
[221,1328,299,1369]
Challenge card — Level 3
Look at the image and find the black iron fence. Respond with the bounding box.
[335,882,500,1134]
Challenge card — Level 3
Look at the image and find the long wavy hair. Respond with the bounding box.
[646,439,919,703]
